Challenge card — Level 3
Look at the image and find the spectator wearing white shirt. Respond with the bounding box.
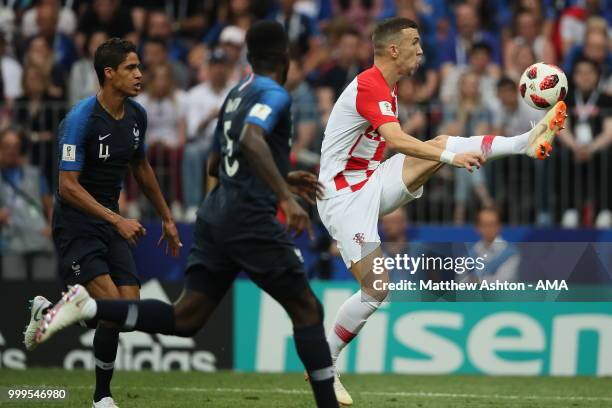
[21,0,77,38]
[183,49,235,221]
[0,34,22,111]
[67,30,107,106]
[135,63,186,218]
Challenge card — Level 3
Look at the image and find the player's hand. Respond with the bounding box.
[115,217,146,246]
[0,208,9,226]
[453,152,486,172]
[279,197,314,240]
[287,171,325,205]
[158,219,183,257]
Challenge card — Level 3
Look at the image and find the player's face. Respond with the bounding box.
[396,28,423,76]
[108,52,143,97]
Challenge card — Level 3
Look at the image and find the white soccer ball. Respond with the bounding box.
[519,62,568,110]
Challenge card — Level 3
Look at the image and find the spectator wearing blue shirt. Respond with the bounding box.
[438,2,501,69]
[275,0,323,74]
[0,128,55,280]
[286,52,321,168]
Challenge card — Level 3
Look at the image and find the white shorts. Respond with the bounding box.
[317,154,424,267]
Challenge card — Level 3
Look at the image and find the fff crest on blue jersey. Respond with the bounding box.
[133,123,140,150]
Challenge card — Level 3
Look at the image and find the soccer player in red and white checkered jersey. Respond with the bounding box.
[317,17,567,405]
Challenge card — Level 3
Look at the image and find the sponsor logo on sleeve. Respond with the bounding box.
[62,144,76,162]
[249,103,273,121]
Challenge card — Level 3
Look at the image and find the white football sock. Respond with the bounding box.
[445,130,531,160]
[327,290,383,364]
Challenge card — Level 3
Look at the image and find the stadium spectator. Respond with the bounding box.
[504,10,556,68]
[286,52,321,168]
[68,31,108,106]
[440,42,499,104]
[465,207,520,283]
[21,0,77,38]
[135,63,187,220]
[563,28,612,81]
[23,35,66,99]
[183,49,235,221]
[505,43,537,83]
[0,128,55,281]
[438,2,501,69]
[76,0,135,52]
[492,77,543,137]
[491,77,548,225]
[15,63,65,190]
[396,77,428,140]
[558,0,611,57]
[202,0,255,46]
[316,28,364,101]
[218,25,248,81]
[141,37,189,90]
[275,0,323,73]
[144,9,188,62]
[0,33,22,111]
[36,5,77,72]
[439,71,494,224]
[330,0,382,35]
[558,58,612,228]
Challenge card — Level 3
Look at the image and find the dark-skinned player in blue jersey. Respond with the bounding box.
[23,38,182,408]
[32,22,339,408]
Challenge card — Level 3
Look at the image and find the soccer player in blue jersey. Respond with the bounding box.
[23,38,182,408]
[33,22,338,408]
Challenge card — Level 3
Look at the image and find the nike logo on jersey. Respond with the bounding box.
[98,133,111,141]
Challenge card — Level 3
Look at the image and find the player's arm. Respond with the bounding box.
[58,171,145,245]
[358,78,483,171]
[57,108,145,246]
[240,123,312,238]
[130,157,182,256]
[206,127,221,194]
[378,122,483,171]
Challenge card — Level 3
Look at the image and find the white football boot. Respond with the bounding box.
[35,285,96,346]
[92,397,119,408]
[23,295,53,351]
[333,372,353,406]
[525,101,567,160]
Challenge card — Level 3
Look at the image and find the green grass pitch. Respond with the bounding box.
[1,369,611,407]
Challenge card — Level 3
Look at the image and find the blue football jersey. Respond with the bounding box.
[201,73,293,228]
[56,96,147,222]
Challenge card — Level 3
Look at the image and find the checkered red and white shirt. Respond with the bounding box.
[319,65,399,198]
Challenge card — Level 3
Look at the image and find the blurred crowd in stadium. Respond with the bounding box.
[0,0,611,269]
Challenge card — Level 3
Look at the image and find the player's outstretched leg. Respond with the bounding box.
[443,101,567,161]
[35,285,219,344]
[273,286,339,408]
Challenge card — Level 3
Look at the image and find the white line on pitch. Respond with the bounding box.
[64,385,612,402]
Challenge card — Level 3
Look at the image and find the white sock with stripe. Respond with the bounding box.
[327,290,383,364]
[445,131,531,160]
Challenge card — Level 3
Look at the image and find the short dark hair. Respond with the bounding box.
[372,17,418,55]
[470,41,492,57]
[573,57,600,76]
[246,21,288,73]
[94,38,137,85]
[144,36,167,50]
[497,76,516,90]
[476,205,502,224]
